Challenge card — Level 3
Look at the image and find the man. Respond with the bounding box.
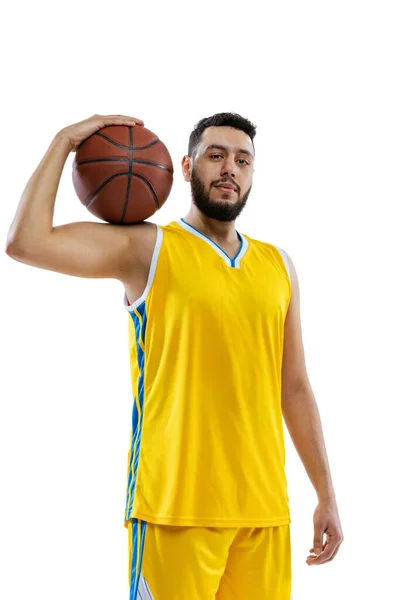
[5,112,343,599]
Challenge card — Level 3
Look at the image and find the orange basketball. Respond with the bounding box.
[72,125,174,224]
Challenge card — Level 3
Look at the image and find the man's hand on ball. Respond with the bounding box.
[59,114,145,153]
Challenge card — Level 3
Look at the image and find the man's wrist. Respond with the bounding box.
[317,490,337,504]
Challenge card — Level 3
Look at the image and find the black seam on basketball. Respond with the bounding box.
[73,157,173,174]
[131,140,161,150]
[94,131,160,151]
[132,127,160,210]
[120,128,134,223]
[132,158,173,173]
[129,126,133,174]
[73,158,129,167]
[84,172,160,211]
[121,177,132,224]
[84,172,126,207]
[75,128,160,153]
[143,175,160,209]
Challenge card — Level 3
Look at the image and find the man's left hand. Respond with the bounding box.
[306,499,344,566]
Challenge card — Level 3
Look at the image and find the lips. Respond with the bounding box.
[216,183,236,191]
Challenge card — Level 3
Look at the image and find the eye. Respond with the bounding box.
[210,154,249,165]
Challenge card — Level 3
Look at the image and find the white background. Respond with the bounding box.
[1,1,399,598]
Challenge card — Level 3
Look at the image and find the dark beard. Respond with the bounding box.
[190,168,251,222]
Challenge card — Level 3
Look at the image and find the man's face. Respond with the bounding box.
[182,126,255,222]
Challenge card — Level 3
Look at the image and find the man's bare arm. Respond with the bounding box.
[6,219,156,281]
[281,252,344,564]
[281,252,336,500]
[5,117,154,281]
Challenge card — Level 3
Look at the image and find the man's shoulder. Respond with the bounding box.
[242,231,291,281]
[241,231,283,253]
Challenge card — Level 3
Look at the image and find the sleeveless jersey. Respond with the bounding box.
[122,218,292,528]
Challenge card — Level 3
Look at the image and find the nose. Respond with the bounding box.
[220,155,238,178]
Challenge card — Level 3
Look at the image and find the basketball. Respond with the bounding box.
[72,125,174,224]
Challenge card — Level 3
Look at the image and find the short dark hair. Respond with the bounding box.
[188,112,257,159]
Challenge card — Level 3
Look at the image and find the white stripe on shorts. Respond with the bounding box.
[137,573,154,599]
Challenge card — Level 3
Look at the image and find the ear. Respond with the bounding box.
[181,155,192,182]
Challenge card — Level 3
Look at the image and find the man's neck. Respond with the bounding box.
[182,210,238,244]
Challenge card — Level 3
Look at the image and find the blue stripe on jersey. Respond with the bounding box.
[181,217,244,265]
[177,219,244,268]
[125,301,147,522]
[129,519,148,600]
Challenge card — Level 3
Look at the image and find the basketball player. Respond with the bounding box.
[5,112,344,599]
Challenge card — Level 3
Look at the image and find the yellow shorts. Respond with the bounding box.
[127,518,292,599]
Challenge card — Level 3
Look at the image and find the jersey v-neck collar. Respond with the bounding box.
[176,218,249,269]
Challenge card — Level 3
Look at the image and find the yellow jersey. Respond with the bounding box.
[123,218,292,528]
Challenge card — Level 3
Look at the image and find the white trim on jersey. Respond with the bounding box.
[176,218,249,269]
[234,234,250,268]
[123,225,163,312]
[275,246,291,283]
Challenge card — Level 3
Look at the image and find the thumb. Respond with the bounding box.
[313,528,324,555]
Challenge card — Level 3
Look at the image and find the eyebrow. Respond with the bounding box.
[204,144,254,159]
